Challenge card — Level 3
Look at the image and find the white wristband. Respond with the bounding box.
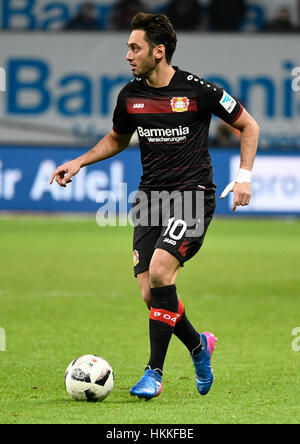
[235,168,251,184]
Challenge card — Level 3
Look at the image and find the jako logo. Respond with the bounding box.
[133,104,144,109]
[0,67,6,92]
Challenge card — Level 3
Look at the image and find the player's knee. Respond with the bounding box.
[149,265,171,288]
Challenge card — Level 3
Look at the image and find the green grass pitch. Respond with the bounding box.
[0,216,299,424]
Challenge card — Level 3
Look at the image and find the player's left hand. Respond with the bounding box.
[220,181,251,212]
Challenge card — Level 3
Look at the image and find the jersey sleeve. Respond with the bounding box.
[112,87,136,135]
[198,80,243,125]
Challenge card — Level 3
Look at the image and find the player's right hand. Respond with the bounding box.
[220,181,251,212]
[49,159,81,187]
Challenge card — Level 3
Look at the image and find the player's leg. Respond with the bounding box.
[131,219,170,399]
[130,249,180,399]
[130,191,217,397]
[136,268,204,363]
[146,248,181,375]
[148,191,217,396]
[131,247,214,399]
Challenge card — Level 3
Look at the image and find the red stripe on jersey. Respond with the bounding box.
[230,105,244,123]
[150,307,178,327]
[127,97,198,114]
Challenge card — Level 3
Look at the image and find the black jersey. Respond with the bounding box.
[113,67,243,191]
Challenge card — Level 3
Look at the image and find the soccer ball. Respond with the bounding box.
[65,355,114,402]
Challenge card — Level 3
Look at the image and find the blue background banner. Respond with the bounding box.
[0,145,299,215]
[1,33,300,149]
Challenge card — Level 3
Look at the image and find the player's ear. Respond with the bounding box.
[153,44,165,61]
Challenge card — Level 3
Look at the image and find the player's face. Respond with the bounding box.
[126,30,156,78]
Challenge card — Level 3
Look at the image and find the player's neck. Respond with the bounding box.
[146,63,175,89]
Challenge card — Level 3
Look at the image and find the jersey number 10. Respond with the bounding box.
[163,217,187,241]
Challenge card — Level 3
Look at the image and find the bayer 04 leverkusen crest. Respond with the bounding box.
[170,97,190,113]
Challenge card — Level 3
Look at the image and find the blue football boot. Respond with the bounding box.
[191,332,217,395]
[130,368,163,400]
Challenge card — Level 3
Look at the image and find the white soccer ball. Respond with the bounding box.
[65,355,114,402]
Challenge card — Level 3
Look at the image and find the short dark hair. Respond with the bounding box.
[131,13,177,64]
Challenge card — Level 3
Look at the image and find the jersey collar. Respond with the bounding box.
[143,66,180,91]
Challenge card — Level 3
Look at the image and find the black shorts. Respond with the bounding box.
[132,190,216,277]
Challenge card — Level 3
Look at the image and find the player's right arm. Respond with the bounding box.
[49,130,132,187]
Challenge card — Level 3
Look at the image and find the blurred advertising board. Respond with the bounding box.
[0,145,299,215]
[0,33,300,148]
[0,0,298,30]
[229,154,300,213]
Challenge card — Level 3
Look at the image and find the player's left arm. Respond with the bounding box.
[221,108,260,211]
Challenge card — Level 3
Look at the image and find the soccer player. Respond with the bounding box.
[50,13,259,399]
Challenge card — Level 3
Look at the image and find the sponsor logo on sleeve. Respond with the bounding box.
[219,91,236,113]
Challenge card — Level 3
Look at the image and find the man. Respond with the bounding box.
[50,13,259,400]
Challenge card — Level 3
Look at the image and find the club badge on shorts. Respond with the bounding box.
[133,250,139,267]
[170,97,190,113]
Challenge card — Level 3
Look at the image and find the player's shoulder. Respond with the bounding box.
[118,76,144,97]
[179,68,221,94]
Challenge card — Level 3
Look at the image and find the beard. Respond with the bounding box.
[133,53,157,78]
